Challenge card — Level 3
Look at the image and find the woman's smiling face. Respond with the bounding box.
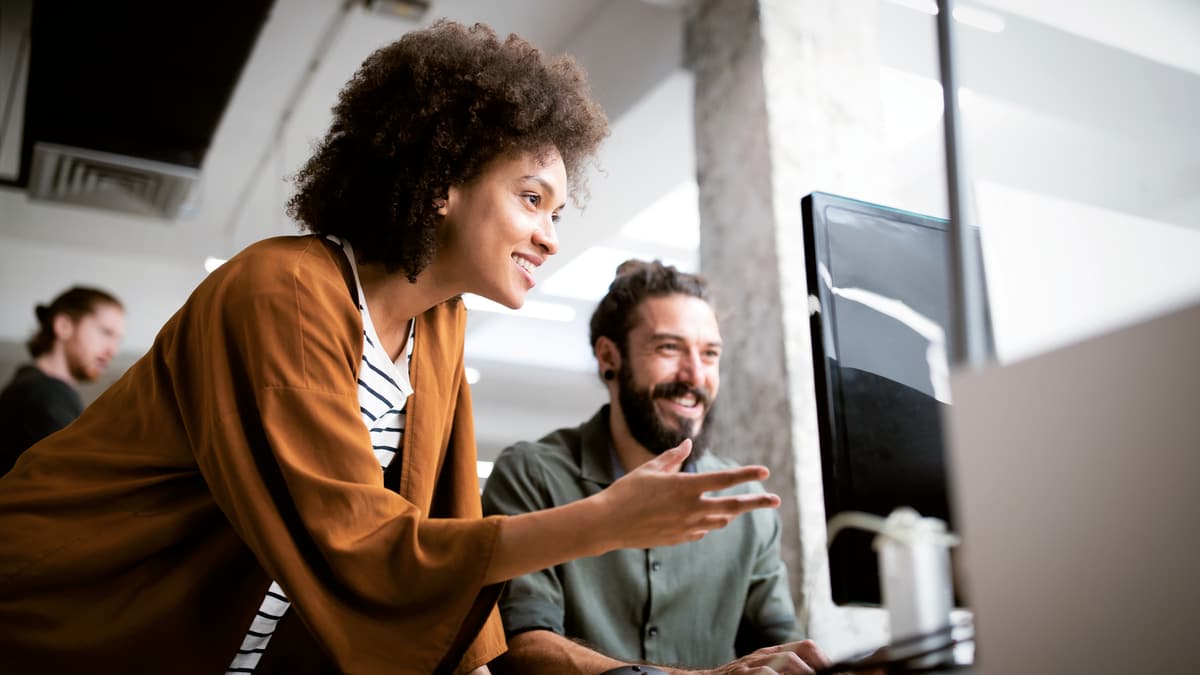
[434,148,567,309]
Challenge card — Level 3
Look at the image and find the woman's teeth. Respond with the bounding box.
[513,256,535,274]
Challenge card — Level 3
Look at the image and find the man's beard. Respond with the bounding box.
[616,364,715,458]
[65,343,100,384]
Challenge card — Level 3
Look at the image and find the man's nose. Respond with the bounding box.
[676,350,702,384]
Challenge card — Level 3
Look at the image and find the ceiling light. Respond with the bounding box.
[204,257,227,273]
[462,294,576,322]
[465,366,481,384]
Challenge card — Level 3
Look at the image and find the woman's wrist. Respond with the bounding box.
[574,490,621,556]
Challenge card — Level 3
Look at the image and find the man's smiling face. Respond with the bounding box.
[615,294,721,455]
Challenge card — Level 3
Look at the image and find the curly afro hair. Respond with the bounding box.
[288,20,609,281]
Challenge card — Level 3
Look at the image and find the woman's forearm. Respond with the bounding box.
[484,493,614,585]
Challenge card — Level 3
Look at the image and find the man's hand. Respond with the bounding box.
[689,640,833,675]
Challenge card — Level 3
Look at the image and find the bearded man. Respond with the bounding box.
[0,286,125,476]
[482,261,834,675]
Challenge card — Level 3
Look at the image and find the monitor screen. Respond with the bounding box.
[801,191,990,606]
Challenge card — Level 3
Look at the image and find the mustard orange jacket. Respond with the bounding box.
[0,235,506,674]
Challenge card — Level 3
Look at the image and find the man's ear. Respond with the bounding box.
[594,336,621,378]
[52,314,76,341]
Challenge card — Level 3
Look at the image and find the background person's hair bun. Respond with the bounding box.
[614,259,654,277]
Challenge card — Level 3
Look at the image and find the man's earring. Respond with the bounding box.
[603,369,615,381]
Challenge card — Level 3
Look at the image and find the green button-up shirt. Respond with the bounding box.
[481,406,796,669]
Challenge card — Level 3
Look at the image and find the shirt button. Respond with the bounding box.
[650,561,662,572]
[647,626,659,638]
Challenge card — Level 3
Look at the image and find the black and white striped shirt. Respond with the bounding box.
[227,237,414,673]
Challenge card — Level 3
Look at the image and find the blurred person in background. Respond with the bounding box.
[0,286,124,477]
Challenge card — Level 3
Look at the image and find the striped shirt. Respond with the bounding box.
[227,237,414,673]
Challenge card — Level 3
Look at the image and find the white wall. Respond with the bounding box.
[0,233,205,351]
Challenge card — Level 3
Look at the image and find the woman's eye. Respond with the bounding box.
[551,211,561,224]
[524,193,540,207]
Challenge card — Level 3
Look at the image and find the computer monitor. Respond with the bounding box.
[801,191,991,606]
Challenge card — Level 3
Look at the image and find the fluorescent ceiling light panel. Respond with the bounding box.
[464,366,481,384]
[461,294,576,322]
[204,257,227,273]
[619,180,701,250]
[540,246,695,302]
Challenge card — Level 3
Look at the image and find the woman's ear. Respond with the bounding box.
[436,185,460,217]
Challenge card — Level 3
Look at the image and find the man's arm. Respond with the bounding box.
[494,630,836,675]
[736,505,799,653]
[492,629,627,675]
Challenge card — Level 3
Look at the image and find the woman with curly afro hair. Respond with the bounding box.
[0,20,780,675]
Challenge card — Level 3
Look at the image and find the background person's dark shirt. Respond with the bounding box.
[0,365,83,476]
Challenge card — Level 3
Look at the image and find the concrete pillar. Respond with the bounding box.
[686,0,894,655]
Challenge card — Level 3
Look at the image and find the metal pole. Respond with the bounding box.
[936,0,989,368]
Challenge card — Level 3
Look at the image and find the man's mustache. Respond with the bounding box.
[651,381,712,409]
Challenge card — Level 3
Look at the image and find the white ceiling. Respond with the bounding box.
[2,0,1197,458]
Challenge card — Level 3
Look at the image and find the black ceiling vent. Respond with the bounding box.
[20,0,274,217]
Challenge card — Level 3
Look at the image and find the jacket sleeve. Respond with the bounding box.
[480,446,569,638]
[179,244,503,674]
[441,366,507,674]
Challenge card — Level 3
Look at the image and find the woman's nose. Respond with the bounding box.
[533,218,559,256]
